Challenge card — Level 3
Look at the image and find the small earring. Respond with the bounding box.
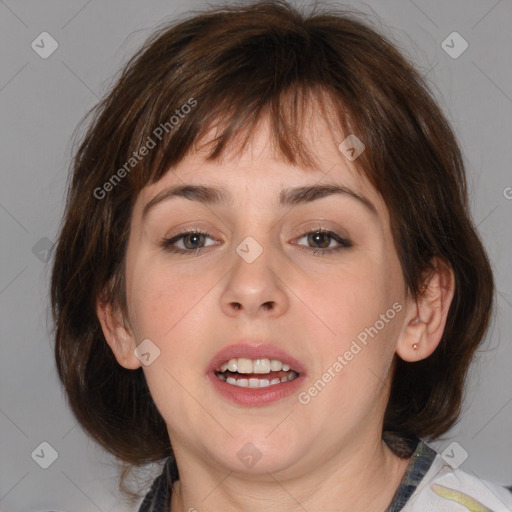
[412,343,418,350]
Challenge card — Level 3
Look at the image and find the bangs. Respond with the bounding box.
[120,61,364,197]
[86,4,385,199]
[151,85,356,181]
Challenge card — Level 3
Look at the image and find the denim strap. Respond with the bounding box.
[384,439,437,512]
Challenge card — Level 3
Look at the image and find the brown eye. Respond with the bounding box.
[182,233,206,249]
[307,231,332,248]
[294,229,352,255]
[161,230,218,253]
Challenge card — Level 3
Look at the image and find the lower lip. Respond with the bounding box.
[208,372,306,406]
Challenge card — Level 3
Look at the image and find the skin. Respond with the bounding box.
[97,110,455,512]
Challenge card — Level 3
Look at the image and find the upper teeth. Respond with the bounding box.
[220,358,291,374]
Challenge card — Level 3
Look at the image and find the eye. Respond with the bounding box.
[161,229,219,253]
[293,229,352,255]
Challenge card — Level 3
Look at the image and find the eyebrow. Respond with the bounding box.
[142,183,378,219]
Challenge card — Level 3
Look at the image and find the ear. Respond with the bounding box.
[396,259,455,362]
[96,298,141,370]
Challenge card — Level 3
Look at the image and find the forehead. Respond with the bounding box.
[135,112,387,220]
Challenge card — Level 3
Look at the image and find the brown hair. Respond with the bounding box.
[51,0,494,484]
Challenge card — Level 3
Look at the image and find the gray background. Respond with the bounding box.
[1,0,511,510]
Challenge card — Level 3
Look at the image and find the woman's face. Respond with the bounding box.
[114,116,412,478]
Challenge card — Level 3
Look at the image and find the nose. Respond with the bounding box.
[220,241,289,319]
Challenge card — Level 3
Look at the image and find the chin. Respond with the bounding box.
[209,432,303,476]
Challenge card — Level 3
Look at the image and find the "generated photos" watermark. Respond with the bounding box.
[93,97,197,200]
[298,301,403,405]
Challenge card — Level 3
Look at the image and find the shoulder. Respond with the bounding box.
[403,450,512,511]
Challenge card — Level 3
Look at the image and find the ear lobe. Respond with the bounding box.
[396,260,455,362]
[96,299,142,370]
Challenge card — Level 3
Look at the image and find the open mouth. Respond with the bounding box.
[215,357,299,388]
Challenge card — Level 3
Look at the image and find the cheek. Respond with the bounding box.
[305,256,400,341]
[125,260,211,399]
[301,259,404,409]
[125,262,172,340]
[126,262,199,340]
[125,254,225,365]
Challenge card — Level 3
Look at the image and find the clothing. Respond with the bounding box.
[138,437,512,511]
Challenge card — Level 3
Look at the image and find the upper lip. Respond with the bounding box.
[207,342,307,375]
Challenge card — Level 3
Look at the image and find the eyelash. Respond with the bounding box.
[160,228,352,256]
[160,228,218,255]
[293,229,353,256]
